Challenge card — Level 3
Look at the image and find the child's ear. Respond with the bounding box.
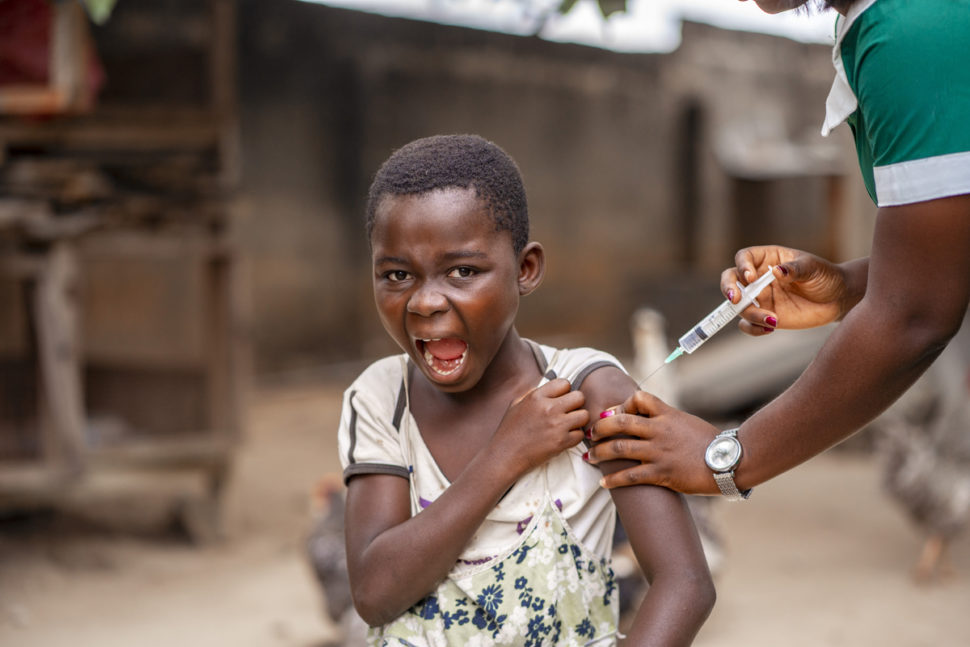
[517,242,545,296]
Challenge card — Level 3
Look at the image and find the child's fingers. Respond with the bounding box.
[567,408,590,434]
[511,378,568,405]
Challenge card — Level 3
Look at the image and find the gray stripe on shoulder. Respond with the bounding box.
[343,463,411,485]
[346,390,359,466]
[571,360,619,391]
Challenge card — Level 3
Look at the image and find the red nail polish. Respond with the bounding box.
[582,451,589,461]
[765,316,777,327]
[763,326,774,333]
[584,428,592,440]
[779,265,790,277]
[599,409,615,419]
[727,289,735,302]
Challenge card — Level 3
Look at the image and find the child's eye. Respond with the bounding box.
[448,266,476,279]
[384,270,411,282]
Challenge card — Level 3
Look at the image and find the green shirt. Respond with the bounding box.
[826,0,970,206]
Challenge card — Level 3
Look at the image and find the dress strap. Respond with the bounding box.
[398,355,423,513]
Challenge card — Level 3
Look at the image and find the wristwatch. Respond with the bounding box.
[704,428,752,501]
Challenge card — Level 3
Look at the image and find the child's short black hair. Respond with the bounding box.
[365,134,529,254]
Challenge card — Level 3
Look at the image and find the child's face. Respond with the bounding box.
[371,187,540,393]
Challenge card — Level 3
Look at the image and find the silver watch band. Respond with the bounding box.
[713,470,751,502]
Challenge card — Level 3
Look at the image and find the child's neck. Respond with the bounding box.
[408,331,542,482]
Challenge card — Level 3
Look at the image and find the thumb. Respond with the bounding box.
[614,390,667,418]
[775,256,816,284]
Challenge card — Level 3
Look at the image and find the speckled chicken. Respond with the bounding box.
[873,328,970,583]
[306,474,368,646]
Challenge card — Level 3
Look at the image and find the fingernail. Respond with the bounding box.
[598,477,607,488]
[762,326,774,333]
[778,265,790,277]
[599,409,615,419]
[582,451,589,462]
[583,428,592,440]
[727,289,735,302]
[765,315,777,327]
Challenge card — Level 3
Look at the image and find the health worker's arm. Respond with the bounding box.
[344,378,587,626]
[588,194,970,494]
[582,367,715,645]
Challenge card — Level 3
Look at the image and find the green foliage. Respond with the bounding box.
[81,0,118,25]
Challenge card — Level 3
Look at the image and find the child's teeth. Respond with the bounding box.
[421,343,466,376]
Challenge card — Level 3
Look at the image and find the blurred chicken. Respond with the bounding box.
[306,473,367,646]
[631,307,725,578]
[617,308,728,631]
[873,330,970,584]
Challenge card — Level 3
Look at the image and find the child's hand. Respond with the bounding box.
[490,378,588,480]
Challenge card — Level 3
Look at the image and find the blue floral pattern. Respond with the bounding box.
[373,500,619,646]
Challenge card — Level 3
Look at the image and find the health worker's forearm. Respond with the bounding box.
[733,298,945,489]
[734,196,970,490]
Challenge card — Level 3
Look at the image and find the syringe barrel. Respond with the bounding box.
[677,266,776,354]
[677,299,742,353]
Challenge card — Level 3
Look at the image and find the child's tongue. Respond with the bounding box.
[423,338,467,375]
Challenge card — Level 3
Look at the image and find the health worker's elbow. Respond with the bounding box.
[865,295,964,364]
[901,309,963,363]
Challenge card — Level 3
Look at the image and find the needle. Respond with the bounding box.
[636,360,668,389]
[635,346,684,389]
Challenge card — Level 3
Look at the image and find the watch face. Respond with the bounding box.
[705,436,742,471]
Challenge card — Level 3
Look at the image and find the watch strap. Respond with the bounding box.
[713,470,752,502]
[710,428,752,502]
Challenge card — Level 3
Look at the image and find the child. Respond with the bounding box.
[338,134,714,645]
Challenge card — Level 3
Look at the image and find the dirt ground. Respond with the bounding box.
[2,376,969,647]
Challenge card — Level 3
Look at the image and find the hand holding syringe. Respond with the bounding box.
[637,267,777,387]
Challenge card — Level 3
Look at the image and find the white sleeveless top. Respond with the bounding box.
[337,341,624,564]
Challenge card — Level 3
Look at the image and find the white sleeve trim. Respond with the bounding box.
[874,150,970,207]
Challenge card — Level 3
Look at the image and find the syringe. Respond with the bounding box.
[637,267,777,387]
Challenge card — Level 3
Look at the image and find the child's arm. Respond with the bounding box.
[583,367,716,645]
[344,378,588,626]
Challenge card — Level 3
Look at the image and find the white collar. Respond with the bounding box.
[821,0,879,136]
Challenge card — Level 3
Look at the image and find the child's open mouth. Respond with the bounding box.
[419,338,468,377]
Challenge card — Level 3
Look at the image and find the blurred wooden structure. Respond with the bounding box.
[0,0,246,541]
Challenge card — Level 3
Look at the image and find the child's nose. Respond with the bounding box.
[406,282,449,316]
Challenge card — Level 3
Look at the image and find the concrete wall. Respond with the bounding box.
[236,1,869,376]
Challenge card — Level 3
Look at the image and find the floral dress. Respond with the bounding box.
[375,495,619,647]
[338,342,626,646]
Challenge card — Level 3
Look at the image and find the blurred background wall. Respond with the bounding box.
[0,0,875,530]
[234,0,873,378]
